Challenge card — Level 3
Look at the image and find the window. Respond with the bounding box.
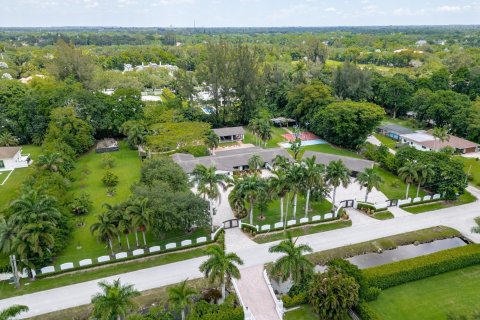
[0,160,4,169]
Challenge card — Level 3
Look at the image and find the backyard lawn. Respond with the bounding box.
[284,305,318,320]
[246,196,333,226]
[369,264,480,320]
[403,191,477,214]
[373,133,397,149]
[298,143,363,159]
[373,165,426,200]
[0,170,11,185]
[243,126,290,148]
[457,156,480,187]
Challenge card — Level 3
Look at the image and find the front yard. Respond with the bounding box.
[368,264,480,319]
[373,166,426,200]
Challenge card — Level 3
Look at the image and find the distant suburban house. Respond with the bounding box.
[399,132,479,154]
[302,151,374,175]
[95,139,119,154]
[213,127,245,143]
[0,147,30,170]
[377,124,415,141]
[271,117,296,127]
[172,147,292,175]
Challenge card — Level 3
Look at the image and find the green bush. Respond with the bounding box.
[188,295,244,320]
[354,301,382,320]
[363,286,381,302]
[178,145,210,157]
[364,244,480,289]
[282,292,308,308]
[102,170,119,187]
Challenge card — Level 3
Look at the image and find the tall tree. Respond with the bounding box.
[326,160,351,208]
[378,74,414,119]
[127,197,151,247]
[355,168,383,202]
[302,156,327,217]
[168,279,197,320]
[432,126,450,151]
[91,279,140,320]
[268,234,313,285]
[333,61,372,101]
[0,132,19,147]
[90,212,118,255]
[286,163,305,220]
[204,130,219,154]
[398,160,418,199]
[248,154,264,171]
[199,245,244,301]
[233,174,265,225]
[415,163,435,198]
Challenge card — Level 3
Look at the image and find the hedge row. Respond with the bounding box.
[363,244,480,289]
[357,202,388,213]
[399,198,442,208]
[354,301,382,320]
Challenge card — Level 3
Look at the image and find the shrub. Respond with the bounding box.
[327,258,375,301]
[70,192,92,216]
[188,295,244,320]
[363,286,381,302]
[364,244,480,289]
[282,292,308,308]
[101,153,116,169]
[102,170,119,187]
[354,301,382,320]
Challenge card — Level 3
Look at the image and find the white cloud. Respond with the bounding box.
[436,5,462,12]
[152,0,195,6]
[82,0,99,8]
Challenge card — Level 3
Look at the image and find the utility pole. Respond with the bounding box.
[10,255,20,289]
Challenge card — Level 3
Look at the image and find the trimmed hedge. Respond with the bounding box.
[282,292,308,308]
[354,301,382,320]
[363,244,480,289]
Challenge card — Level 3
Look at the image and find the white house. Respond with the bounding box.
[399,132,479,154]
[0,147,30,171]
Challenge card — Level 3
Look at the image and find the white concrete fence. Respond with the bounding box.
[354,193,442,210]
[232,278,256,320]
[39,234,213,276]
[263,269,285,319]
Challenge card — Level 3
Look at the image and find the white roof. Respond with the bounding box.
[400,132,435,143]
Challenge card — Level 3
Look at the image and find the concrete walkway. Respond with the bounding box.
[367,135,396,154]
[235,265,281,320]
[345,208,376,225]
[2,187,480,318]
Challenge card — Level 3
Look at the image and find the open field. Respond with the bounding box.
[403,192,477,214]
[369,264,480,320]
[243,126,289,148]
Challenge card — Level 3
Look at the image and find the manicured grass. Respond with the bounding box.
[298,143,363,159]
[368,264,480,320]
[0,170,11,185]
[373,211,395,220]
[246,197,333,226]
[381,117,422,131]
[373,133,397,148]
[0,246,210,299]
[284,305,318,320]
[403,191,477,214]
[373,165,426,200]
[253,220,352,244]
[0,144,42,211]
[305,226,460,265]
[28,278,211,320]
[243,126,289,148]
[457,156,480,187]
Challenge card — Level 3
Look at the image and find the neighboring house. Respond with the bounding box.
[399,132,479,154]
[302,151,374,176]
[271,117,296,127]
[377,124,415,141]
[95,139,119,153]
[0,147,30,171]
[172,147,292,175]
[213,127,245,143]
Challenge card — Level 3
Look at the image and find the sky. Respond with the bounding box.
[0,0,479,27]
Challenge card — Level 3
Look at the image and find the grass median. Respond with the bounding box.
[403,191,476,214]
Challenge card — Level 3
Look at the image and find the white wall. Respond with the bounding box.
[1,150,27,170]
[401,138,433,152]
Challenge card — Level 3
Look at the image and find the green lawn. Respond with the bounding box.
[457,157,480,187]
[0,144,42,211]
[243,126,289,148]
[403,192,477,214]
[0,246,209,300]
[373,166,426,200]
[373,211,395,220]
[0,170,11,185]
[368,264,480,320]
[381,117,422,131]
[373,133,397,148]
[298,144,363,159]
[284,305,318,320]
[245,197,333,227]
[253,220,352,244]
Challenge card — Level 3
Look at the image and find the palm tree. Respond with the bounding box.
[103,203,124,247]
[432,126,449,151]
[91,279,140,320]
[127,197,151,247]
[268,234,313,285]
[204,130,220,154]
[248,154,264,171]
[117,212,133,251]
[415,163,435,198]
[273,154,290,171]
[36,152,64,173]
[199,245,244,301]
[258,121,272,148]
[398,160,418,199]
[127,124,147,149]
[302,156,326,217]
[191,164,230,232]
[233,174,265,225]
[286,164,305,219]
[355,168,384,202]
[0,131,19,147]
[0,218,16,255]
[0,305,29,320]
[90,212,118,255]
[248,118,262,146]
[168,279,197,320]
[269,172,290,223]
[326,160,351,208]
[11,189,61,226]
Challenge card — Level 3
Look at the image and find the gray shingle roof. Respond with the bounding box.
[0,147,21,159]
[212,127,245,137]
[302,151,374,173]
[378,124,414,135]
[172,147,292,173]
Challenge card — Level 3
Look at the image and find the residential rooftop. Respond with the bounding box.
[0,146,21,159]
[302,150,374,173]
[212,126,245,137]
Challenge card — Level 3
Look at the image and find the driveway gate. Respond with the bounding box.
[387,199,398,207]
[223,219,239,229]
[340,200,355,208]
